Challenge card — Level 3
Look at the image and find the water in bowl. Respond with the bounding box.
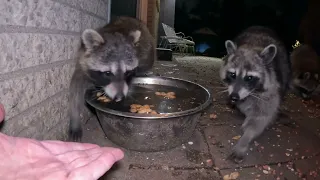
[92,84,207,114]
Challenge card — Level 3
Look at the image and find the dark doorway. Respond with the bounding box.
[110,0,137,21]
[174,0,309,58]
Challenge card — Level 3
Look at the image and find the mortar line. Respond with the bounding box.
[4,89,68,124]
[51,0,108,21]
[41,116,68,140]
[196,114,320,175]
[0,59,75,82]
[0,25,81,36]
[128,164,219,171]
[217,152,319,171]
[198,100,224,178]
[198,127,224,178]
[117,122,318,175]
[81,9,108,22]
[80,9,84,32]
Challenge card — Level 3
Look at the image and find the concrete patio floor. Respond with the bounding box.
[82,56,320,180]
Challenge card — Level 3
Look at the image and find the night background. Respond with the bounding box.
[174,0,317,58]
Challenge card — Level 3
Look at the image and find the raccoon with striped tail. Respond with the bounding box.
[219,26,292,162]
[68,16,156,142]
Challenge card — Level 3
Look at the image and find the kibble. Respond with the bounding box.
[96,92,111,103]
[155,91,176,99]
[130,103,158,115]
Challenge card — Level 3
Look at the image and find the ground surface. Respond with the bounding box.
[82,56,320,180]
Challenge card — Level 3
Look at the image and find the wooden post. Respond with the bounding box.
[136,0,148,24]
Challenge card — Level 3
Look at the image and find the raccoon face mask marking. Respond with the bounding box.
[294,72,320,98]
[225,69,262,104]
[221,40,276,104]
[81,28,140,101]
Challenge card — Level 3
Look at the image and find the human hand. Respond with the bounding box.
[0,104,124,180]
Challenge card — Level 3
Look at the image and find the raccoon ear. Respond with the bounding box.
[82,29,104,50]
[303,72,311,80]
[260,44,277,64]
[129,30,141,44]
[225,40,237,55]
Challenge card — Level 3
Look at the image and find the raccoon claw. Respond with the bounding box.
[301,93,311,100]
[227,144,248,163]
[68,128,82,142]
[227,152,244,164]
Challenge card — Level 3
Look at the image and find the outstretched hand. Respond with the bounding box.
[0,104,124,180]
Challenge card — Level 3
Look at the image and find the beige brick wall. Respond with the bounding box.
[0,0,110,140]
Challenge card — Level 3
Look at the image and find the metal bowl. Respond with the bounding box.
[85,76,211,152]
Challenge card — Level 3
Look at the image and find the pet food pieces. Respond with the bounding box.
[130,104,158,115]
[155,91,176,99]
[96,92,111,103]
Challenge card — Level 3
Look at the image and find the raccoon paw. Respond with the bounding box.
[276,113,296,128]
[68,126,82,142]
[227,146,248,163]
[301,93,311,100]
[227,153,244,164]
[241,121,249,131]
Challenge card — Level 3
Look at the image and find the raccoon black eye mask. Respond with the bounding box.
[88,69,136,87]
[225,70,261,94]
[88,70,112,86]
[219,26,292,163]
[226,71,259,84]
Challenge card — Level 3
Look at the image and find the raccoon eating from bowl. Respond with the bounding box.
[219,26,292,162]
[68,16,156,141]
[290,44,320,100]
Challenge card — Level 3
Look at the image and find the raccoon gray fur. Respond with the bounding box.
[219,26,292,162]
[290,44,320,99]
[68,16,156,141]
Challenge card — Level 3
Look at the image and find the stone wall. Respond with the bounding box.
[0,0,109,140]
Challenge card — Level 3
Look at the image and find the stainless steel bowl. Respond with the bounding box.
[85,76,211,152]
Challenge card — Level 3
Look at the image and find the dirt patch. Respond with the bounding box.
[185,149,211,164]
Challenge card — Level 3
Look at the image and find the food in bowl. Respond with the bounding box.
[95,89,178,115]
[155,91,176,99]
[96,92,111,103]
[130,104,158,114]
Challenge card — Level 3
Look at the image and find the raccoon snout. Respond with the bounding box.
[229,93,240,104]
[115,93,125,102]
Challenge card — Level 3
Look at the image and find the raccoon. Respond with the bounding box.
[290,44,320,99]
[68,16,156,141]
[219,26,292,162]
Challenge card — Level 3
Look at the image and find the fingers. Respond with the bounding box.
[67,147,124,180]
[41,140,100,155]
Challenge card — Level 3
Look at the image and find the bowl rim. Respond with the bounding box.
[85,76,212,120]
